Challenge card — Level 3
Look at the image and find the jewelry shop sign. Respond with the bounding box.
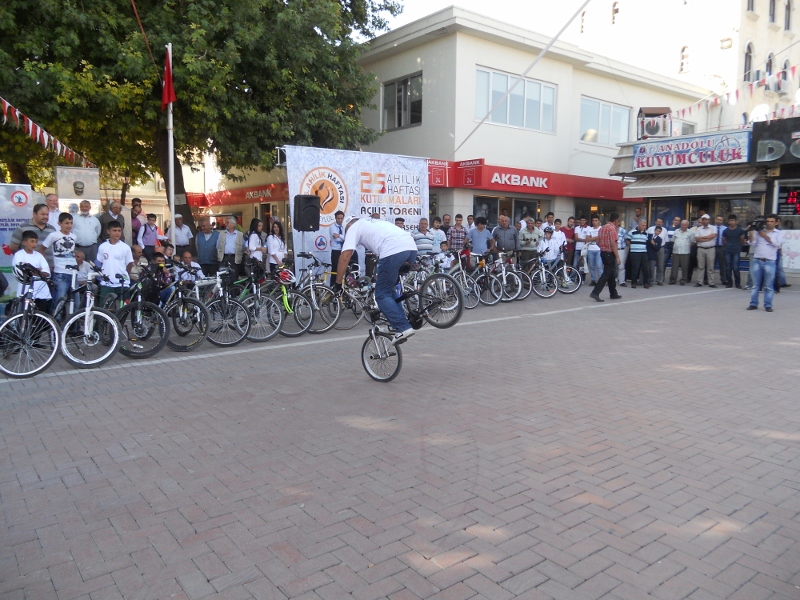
[633,131,750,171]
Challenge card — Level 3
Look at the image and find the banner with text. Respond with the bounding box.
[633,131,751,171]
[285,146,428,271]
[1,184,44,299]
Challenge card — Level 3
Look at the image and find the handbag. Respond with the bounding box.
[580,245,589,258]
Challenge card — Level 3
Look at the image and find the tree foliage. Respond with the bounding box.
[0,0,401,185]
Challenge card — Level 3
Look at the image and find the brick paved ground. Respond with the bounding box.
[1,282,799,600]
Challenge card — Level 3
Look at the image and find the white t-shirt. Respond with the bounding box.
[96,240,133,288]
[552,229,567,250]
[586,226,601,251]
[574,226,588,250]
[13,250,51,299]
[248,232,264,261]
[267,235,286,265]
[41,231,77,274]
[537,238,561,261]
[342,218,417,258]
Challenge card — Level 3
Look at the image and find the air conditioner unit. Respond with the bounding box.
[639,116,671,138]
[157,179,166,192]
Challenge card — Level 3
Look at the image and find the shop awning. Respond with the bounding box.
[623,169,760,198]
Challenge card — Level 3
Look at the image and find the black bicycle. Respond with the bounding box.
[361,265,463,382]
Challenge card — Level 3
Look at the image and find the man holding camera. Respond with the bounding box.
[747,214,784,313]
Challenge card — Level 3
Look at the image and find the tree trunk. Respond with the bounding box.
[155,129,197,253]
[7,162,31,185]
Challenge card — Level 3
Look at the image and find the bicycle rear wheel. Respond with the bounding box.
[420,273,463,329]
[531,269,558,298]
[165,298,209,352]
[0,311,60,378]
[242,294,283,342]
[60,308,120,368]
[460,276,481,309]
[334,290,365,330]
[307,285,341,334]
[116,301,170,358]
[556,265,583,294]
[361,334,402,382]
[278,292,314,337]
[206,297,251,346]
[474,273,502,306]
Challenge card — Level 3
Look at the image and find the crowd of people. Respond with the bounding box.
[2,197,793,320]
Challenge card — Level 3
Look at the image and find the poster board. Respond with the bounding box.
[284,146,429,272]
[0,184,44,300]
[56,167,101,214]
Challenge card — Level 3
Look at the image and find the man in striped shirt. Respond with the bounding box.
[626,219,651,289]
[589,213,622,302]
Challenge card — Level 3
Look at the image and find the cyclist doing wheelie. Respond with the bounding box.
[332,217,418,346]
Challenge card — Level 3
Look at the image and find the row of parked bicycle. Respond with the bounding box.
[0,247,579,379]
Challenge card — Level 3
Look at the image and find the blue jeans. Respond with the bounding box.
[51,273,72,308]
[160,285,174,306]
[587,251,602,282]
[749,258,776,309]
[375,250,417,333]
[724,249,741,287]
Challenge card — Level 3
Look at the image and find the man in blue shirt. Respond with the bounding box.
[329,210,345,285]
[467,217,494,254]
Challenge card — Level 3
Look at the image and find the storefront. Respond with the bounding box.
[611,130,767,227]
[428,159,642,229]
[186,183,290,228]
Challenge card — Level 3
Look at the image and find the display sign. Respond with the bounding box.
[632,131,750,171]
[0,184,44,299]
[285,146,429,270]
[778,185,800,216]
[780,229,800,272]
[56,167,100,201]
[751,116,800,165]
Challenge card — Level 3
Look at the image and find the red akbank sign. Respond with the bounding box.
[632,131,751,172]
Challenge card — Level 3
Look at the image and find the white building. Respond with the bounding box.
[561,0,800,126]
[358,6,714,226]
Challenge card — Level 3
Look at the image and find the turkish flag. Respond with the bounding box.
[161,46,177,111]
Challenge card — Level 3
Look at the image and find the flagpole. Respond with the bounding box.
[166,42,176,248]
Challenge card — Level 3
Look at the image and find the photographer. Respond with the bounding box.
[746,214,784,312]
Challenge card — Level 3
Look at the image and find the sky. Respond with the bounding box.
[384,0,588,38]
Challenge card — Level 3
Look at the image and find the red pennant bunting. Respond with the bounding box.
[793,65,797,79]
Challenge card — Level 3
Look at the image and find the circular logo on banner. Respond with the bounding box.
[299,167,348,227]
[10,190,29,207]
[314,235,328,251]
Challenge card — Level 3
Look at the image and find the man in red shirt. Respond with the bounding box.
[589,212,622,302]
[562,216,576,267]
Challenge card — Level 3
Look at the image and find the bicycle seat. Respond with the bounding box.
[115,273,126,281]
[66,264,79,271]
[297,252,313,259]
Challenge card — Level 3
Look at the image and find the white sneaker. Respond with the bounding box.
[391,329,416,345]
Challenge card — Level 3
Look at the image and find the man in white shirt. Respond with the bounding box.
[166,214,194,257]
[72,200,102,263]
[713,214,728,286]
[95,221,133,305]
[45,194,62,229]
[693,214,718,288]
[747,215,784,312]
[573,216,588,269]
[217,217,244,275]
[39,213,78,309]
[585,215,602,284]
[552,219,567,252]
[333,218,418,345]
[177,251,204,282]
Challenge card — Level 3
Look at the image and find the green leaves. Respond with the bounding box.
[1,0,400,184]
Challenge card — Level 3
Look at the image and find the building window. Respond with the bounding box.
[747,0,755,9]
[679,46,689,73]
[766,53,774,76]
[744,43,754,81]
[612,2,619,23]
[579,97,630,145]
[475,68,556,132]
[742,112,749,125]
[786,0,792,29]
[770,0,776,21]
[580,11,586,33]
[382,74,422,131]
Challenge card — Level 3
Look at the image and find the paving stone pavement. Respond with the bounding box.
[1,283,799,600]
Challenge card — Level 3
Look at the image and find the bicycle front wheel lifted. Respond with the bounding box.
[361,334,402,382]
[60,308,121,368]
[419,273,463,329]
[0,311,60,378]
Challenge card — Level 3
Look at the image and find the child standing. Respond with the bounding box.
[13,230,51,312]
